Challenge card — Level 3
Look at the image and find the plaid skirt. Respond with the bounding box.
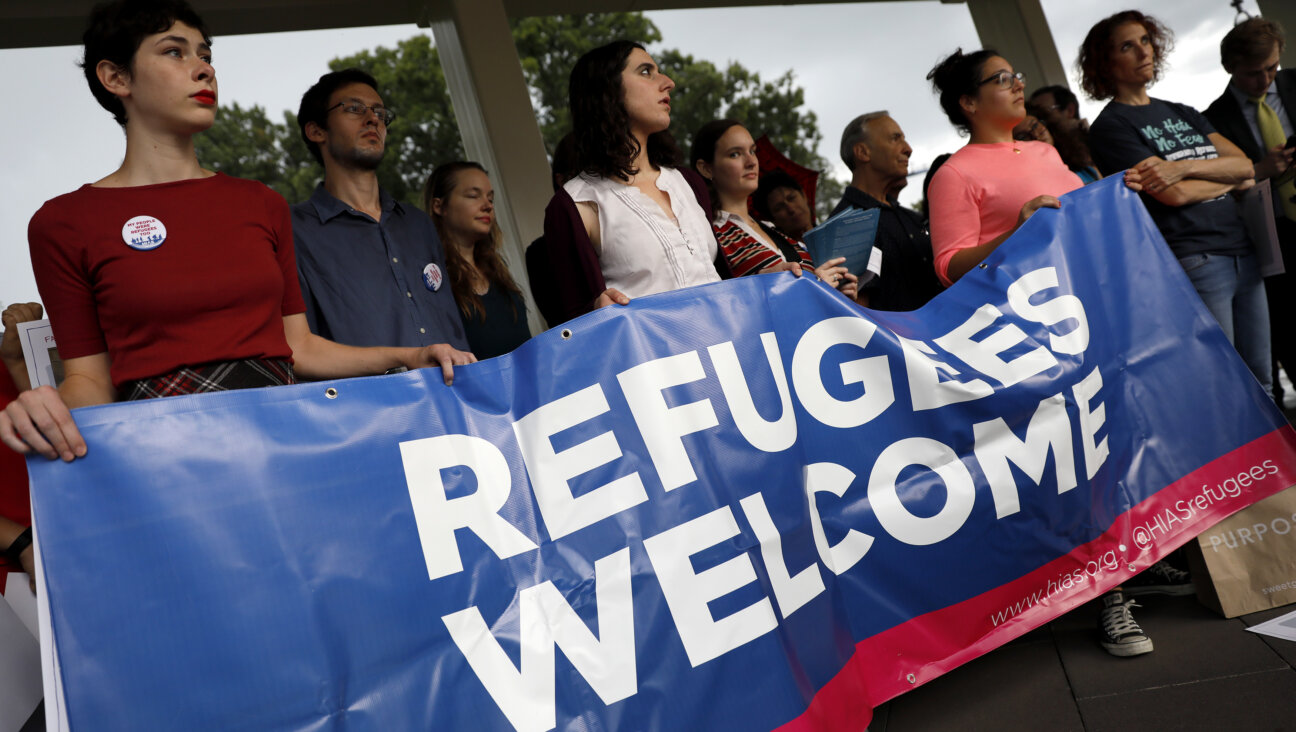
[123,359,295,401]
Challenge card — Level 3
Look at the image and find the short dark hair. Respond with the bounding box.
[926,48,1001,134]
[569,40,680,181]
[1078,11,1174,101]
[297,68,381,165]
[80,0,210,127]
[1221,17,1285,73]
[752,169,802,221]
[1029,84,1077,112]
[840,111,889,170]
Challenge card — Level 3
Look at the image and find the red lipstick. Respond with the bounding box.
[193,90,216,106]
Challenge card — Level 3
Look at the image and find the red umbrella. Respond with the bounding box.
[754,135,820,226]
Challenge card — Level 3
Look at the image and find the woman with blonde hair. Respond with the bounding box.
[424,162,530,359]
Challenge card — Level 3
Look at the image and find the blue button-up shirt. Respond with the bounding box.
[292,185,469,350]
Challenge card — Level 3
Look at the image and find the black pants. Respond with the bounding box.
[1269,217,1296,405]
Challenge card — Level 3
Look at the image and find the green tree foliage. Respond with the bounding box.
[328,36,464,205]
[511,13,661,154]
[193,102,318,203]
[654,49,843,218]
[196,13,839,215]
[196,36,462,206]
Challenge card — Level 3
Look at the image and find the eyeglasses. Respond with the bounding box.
[979,70,1026,90]
[326,101,397,125]
[1013,117,1045,142]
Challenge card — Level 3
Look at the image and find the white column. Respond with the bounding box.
[427,0,553,333]
[965,0,1069,91]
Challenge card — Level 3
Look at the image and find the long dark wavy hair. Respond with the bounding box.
[422,162,523,322]
[569,40,680,182]
[1078,10,1174,101]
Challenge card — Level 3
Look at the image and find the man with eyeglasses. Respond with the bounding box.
[291,69,474,374]
[1028,84,1088,134]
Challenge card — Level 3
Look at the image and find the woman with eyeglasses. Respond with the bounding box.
[1,0,464,462]
[925,49,1084,285]
[1082,10,1269,397]
[423,162,531,359]
[541,40,730,324]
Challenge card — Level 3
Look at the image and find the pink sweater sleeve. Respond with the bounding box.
[926,163,981,287]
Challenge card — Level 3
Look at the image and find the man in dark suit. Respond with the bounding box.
[1204,17,1295,407]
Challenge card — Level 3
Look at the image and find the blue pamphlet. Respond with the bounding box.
[801,206,879,276]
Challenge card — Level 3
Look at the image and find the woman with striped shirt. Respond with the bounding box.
[691,119,857,297]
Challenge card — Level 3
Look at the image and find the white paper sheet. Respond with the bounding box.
[4,572,38,640]
[1246,607,1296,643]
[17,319,61,389]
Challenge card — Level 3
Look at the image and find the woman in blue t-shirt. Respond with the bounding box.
[1081,10,1270,398]
[1078,8,1270,663]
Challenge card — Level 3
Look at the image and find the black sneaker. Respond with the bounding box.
[1099,591,1153,657]
[1124,560,1193,597]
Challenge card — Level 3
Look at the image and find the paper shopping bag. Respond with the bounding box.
[1189,484,1296,617]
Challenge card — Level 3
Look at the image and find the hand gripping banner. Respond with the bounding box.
[28,178,1296,731]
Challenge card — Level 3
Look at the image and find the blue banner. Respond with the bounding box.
[29,178,1296,731]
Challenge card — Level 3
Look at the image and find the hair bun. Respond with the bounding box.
[926,48,967,89]
[926,47,998,135]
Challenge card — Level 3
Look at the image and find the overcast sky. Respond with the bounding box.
[0,0,1265,308]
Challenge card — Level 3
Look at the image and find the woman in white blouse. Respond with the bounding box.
[540,40,731,323]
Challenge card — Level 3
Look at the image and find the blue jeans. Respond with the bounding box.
[1177,252,1272,397]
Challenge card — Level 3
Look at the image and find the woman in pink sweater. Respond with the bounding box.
[925,49,1084,285]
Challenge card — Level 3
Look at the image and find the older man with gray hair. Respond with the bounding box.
[830,111,943,310]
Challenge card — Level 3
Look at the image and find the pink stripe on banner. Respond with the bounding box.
[778,424,1296,731]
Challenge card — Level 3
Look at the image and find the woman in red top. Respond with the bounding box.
[1,0,471,463]
[0,303,39,588]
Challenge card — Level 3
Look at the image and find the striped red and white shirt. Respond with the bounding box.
[712,210,814,278]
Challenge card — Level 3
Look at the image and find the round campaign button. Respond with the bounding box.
[121,215,167,251]
[423,263,443,292]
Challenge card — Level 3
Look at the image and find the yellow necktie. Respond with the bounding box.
[1253,94,1296,220]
